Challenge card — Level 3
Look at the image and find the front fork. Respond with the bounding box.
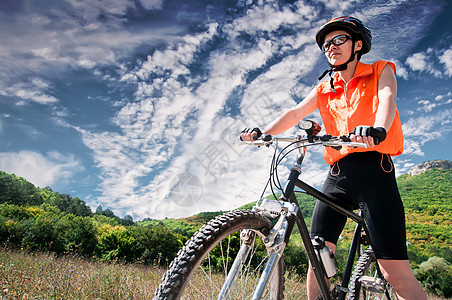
[218,207,295,300]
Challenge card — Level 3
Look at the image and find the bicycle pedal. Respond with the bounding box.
[359,276,386,293]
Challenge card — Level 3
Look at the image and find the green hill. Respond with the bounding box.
[1,164,450,268]
[0,164,450,297]
[397,169,451,265]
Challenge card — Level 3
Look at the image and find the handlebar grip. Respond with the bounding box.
[262,134,272,142]
[240,127,262,141]
[340,135,351,142]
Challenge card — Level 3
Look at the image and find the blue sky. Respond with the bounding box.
[0,0,451,220]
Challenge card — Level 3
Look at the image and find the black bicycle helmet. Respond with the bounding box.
[316,16,372,55]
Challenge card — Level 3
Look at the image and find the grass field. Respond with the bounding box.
[0,248,445,299]
[0,249,164,299]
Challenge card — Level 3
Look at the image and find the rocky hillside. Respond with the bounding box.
[408,159,452,176]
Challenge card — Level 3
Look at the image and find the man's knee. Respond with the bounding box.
[378,259,416,288]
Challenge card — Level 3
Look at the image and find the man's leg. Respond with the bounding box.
[378,259,427,300]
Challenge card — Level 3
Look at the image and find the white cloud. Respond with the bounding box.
[417,100,436,112]
[406,52,428,71]
[139,0,164,10]
[405,47,449,78]
[390,59,409,80]
[224,2,317,39]
[392,158,416,177]
[0,150,81,187]
[415,91,452,112]
[0,79,58,105]
[75,24,221,217]
[316,0,360,12]
[439,47,452,76]
[76,1,328,219]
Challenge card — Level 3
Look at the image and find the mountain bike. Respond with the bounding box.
[154,120,395,300]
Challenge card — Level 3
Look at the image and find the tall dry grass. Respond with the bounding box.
[0,248,165,299]
[0,248,446,299]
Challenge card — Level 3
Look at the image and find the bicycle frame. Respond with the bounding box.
[284,146,374,300]
[221,138,386,300]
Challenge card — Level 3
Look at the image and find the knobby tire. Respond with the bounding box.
[154,210,285,299]
[347,248,395,299]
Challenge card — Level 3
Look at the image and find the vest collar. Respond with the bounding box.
[318,61,373,94]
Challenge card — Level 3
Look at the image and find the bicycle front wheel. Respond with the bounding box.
[154,210,285,299]
[347,248,396,299]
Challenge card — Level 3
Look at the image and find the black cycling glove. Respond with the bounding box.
[240,127,262,141]
[351,126,387,145]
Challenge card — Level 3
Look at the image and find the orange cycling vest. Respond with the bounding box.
[316,60,404,165]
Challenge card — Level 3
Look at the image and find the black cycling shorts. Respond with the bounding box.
[310,151,408,260]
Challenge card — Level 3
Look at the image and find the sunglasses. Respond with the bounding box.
[321,35,353,52]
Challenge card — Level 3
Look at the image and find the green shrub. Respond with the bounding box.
[414,256,452,298]
[130,225,183,266]
[96,227,137,262]
[57,214,97,256]
[21,212,65,253]
[284,238,308,275]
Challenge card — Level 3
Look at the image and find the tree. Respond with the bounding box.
[67,197,92,217]
[119,215,134,226]
[21,212,64,253]
[0,172,42,206]
[95,205,116,218]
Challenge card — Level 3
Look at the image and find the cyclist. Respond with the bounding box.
[241,16,426,300]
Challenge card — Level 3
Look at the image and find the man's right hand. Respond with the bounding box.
[240,127,262,141]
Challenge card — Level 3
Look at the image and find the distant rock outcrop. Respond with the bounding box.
[408,160,452,176]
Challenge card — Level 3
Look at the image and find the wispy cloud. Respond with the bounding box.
[76,0,450,219]
[0,78,58,105]
[0,0,182,106]
[1,0,449,219]
[77,1,327,218]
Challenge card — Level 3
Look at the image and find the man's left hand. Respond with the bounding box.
[350,126,387,147]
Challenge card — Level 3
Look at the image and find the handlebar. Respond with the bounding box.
[235,133,367,149]
[236,120,367,210]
